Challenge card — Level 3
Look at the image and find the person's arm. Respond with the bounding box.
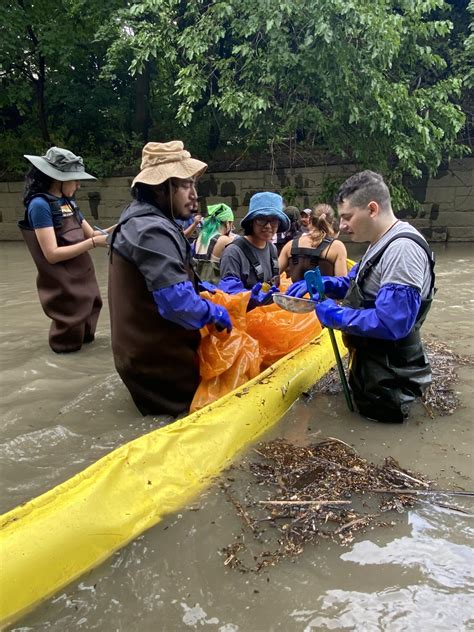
[315,283,421,340]
[278,240,291,273]
[183,214,202,239]
[153,281,232,332]
[81,219,117,238]
[212,234,233,260]
[327,240,348,277]
[34,227,108,264]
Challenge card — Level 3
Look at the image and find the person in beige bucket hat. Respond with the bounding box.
[108,140,233,417]
[18,146,114,353]
[131,140,207,188]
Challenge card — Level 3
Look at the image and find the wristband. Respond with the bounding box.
[91,236,96,248]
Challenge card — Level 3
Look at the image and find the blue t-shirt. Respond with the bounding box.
[27,196,84,229]
[175,217,194,230]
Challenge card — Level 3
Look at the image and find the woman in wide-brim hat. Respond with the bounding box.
[19,146,113,353]
[219,192,288,302]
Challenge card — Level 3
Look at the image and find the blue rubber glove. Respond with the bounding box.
[315,299,345,329]
[153,281,232,332]
[286,265,359,300]
[285,279,309,298]
[322,267,358,299]
[217,276,246,294]
[247,282,279,311]
[315,284,422,340]
[207,302,233,333]
[198,280,218,294]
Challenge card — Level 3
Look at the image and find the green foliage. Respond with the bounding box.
[0,0,470,205]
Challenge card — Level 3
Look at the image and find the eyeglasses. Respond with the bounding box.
[254,217,279,227]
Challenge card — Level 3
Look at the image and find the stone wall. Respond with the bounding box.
[1,157,472,241]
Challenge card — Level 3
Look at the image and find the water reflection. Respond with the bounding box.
[342,507,474,589]
[1,242,473,631]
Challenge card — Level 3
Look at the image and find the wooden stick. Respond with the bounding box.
[386,468,430,487]
[369,488,474,497]
[258,500,350,507]
[335,514,379,534]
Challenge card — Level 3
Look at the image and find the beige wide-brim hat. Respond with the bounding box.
[132,141,207,187]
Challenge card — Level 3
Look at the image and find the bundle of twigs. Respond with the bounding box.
[221,437,471,572]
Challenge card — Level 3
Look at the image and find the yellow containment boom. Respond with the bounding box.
[0,330,345,627]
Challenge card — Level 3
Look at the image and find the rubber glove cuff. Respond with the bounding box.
[198,280,218,294]
[217,276,245,294]
[207,301,233,333]
[315,298,346,330]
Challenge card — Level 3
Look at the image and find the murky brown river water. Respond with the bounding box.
[1,242,473,631]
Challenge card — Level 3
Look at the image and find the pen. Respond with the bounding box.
[93,225,108,235]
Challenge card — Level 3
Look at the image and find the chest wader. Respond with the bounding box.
[287,237,334,282]
[18,195,102,353]
[233,237,280,288]
[342,233,436,423]
[193,234,220,284]
[108,206,201,417]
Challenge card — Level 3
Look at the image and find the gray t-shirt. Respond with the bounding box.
[220,239,277,288]
[357,221,432,299]
[112,201,191,291]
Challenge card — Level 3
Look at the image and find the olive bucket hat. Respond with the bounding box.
[24,147,96,181]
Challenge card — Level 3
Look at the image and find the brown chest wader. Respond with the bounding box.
[342,233,436,423]
[108,208,201,417]
[19,196,102,353]
[287,237,334,282]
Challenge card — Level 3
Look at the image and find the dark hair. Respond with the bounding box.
[336,170,391,211]
[131,182,160,206]
[23,167,53,206]
[243,222,253,236]
[131,179,182,207]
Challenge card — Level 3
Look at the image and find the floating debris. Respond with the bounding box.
[313,337,472,416]
[221,437,469,572]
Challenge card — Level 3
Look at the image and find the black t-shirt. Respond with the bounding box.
[220,239,276,288]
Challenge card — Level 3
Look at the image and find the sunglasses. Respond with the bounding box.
[254,217,279,227]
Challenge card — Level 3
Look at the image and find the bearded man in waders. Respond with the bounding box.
[286,170,435,423]
[108,141,233,417]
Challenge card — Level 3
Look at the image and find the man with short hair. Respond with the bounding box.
[287,170,435,423]
[108,141,232,417]
[299,208,311,233]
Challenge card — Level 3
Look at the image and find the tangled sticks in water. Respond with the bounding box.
[221,438,469,572]
[313,337,472,416]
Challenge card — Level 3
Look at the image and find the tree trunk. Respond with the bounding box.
[35,53,50,143]
[133,63,151,140]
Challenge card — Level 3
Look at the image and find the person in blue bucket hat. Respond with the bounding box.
[218,192,289,309]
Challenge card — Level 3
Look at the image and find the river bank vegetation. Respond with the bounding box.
[1,0,472,205]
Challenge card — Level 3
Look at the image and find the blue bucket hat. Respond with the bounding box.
[240,192,290,233]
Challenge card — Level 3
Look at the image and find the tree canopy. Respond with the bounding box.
[1,0,471,204]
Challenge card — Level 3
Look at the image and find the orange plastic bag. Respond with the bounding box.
[190,282,322,411]
[246,302,322,369]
